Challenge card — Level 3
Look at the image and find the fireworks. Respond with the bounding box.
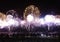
[27,14,34,23]
[0,9,60,31]
[44,15,55,23]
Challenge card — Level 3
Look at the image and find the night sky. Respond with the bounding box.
[0,0,60,17]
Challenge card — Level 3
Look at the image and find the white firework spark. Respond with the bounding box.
[0,11,60,31]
